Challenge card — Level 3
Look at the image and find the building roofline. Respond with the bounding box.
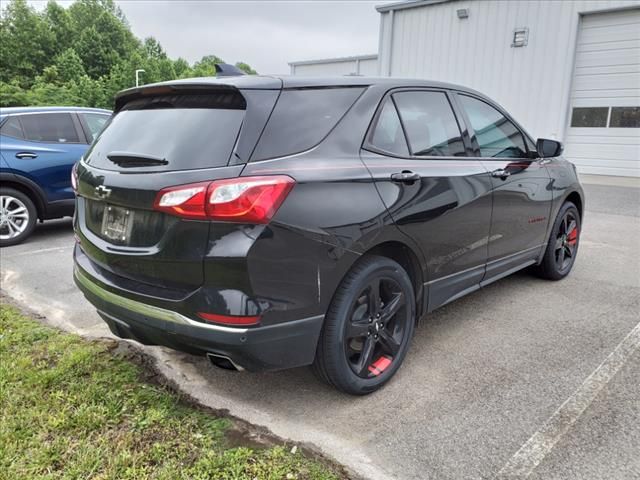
[376,0,453,13]
[288,54,378,67]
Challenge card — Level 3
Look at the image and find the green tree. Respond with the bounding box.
[143,36,166,60]
[173,58,192,78]
[0,0,55,86]
[191,55,225,77]
[53,48,86,83]
[235,62,257,75]
[0,0,257,108]
[44,1,73,54]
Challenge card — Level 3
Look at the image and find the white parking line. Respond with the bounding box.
[11,246,74,256]
[495,321,640,479]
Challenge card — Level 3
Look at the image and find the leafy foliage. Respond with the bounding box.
[0,0,257,110]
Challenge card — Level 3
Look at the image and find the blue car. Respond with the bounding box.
[0,106,111,246]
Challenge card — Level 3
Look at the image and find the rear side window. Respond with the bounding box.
[459,95,527,158]
[368,98,409,156]
[393,91,465,157]
[20,112,80,143]
[82,113,110,142]
[252,87,364,161]
[84,92,245,172]
[0,116,24,139]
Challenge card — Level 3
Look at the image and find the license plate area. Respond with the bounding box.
[101,205,134,243]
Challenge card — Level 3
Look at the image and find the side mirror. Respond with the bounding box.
[536,138,563,158]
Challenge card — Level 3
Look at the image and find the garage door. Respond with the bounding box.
[565,8,640,177]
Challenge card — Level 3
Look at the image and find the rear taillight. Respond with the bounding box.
[71,163,79,192]
[154,181,210,219]
[153,175,295,223]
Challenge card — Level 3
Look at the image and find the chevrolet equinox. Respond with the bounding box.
[73,75,584,395]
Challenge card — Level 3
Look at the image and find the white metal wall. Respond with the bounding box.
[378,0,640,152]
[564,9,640,176]
[290,56,378,76]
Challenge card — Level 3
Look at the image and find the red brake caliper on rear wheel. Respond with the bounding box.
[567,227,578,246]
[368,355,393,376]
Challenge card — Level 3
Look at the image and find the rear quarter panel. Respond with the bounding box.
[242,155,422,325]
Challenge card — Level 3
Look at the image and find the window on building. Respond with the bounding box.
[368,98,409,156]
[609,107,640,128]
[459,95,527,158]
[20,113,80,143]
[393,91,465,157]
[570,107,609,128]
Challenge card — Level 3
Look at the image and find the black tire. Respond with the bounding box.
[0,187,37,247]
[313,255,416,395]
[533,201,581,280]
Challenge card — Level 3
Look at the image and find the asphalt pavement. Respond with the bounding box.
[1,177,639,480]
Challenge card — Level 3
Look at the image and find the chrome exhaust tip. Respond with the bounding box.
[206,353,244,371]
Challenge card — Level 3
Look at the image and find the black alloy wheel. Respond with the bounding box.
[345,276,407,379]
[554,209,579,272]
[313,255,415,395]
[534,201,581,280]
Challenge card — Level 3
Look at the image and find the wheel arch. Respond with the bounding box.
[363,240,426,319]
[565,190,583,219]
[0,173,46,219]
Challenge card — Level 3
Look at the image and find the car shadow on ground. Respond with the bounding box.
[166,269,547,404]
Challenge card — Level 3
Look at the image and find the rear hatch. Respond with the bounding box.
[75,80,281,294]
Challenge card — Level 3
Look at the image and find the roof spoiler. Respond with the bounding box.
[113,83,240,112]
[215,63,246,77]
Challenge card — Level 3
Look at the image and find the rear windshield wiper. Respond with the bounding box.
[107,151,169,168]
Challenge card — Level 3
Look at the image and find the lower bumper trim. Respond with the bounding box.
[74,265,248,334]
[74,263,325,371]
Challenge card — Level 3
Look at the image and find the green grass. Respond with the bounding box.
[0,304,342,480]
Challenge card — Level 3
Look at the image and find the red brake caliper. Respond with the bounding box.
[567,227,578,246]
[368,355,393,376]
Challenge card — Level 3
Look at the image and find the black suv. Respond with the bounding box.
[74,75,584,395]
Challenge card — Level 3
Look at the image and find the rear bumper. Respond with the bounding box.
[73,263,324,372]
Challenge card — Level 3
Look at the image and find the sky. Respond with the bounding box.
[30,0,391,74]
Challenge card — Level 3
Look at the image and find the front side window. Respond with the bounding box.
[82,113,110,142]
[19,112,80,143]
[393,91,465,157]
[368,98,409,156]
[459,95,527,158]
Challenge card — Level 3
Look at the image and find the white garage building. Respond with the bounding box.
[292,0,640,177]
[289,54,378,76]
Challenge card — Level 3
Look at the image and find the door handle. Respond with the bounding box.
[391,171,420,184]
[16,152,38,159]
[491,168,510,179]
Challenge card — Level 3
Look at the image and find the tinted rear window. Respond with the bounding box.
[84,93,245,172]
[251,87,364,161]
